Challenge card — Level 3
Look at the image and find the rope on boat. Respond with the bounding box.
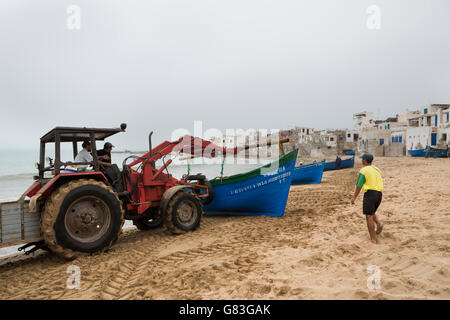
[278,139,285,156]
[220,156,225,181]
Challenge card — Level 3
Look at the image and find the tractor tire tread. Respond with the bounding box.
[164,189,203,235]
[40,179,124,259]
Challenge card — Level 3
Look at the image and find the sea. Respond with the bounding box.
[0,148,269,257]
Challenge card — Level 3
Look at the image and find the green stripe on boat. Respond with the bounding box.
[210,149,299,186]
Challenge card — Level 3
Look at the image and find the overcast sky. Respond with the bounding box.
[1,0,449,150]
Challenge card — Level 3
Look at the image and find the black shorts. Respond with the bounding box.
[363,190,382,215]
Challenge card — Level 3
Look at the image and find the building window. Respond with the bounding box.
[424,108,428,114]
[379,139,384,146]
[399,136,402,143]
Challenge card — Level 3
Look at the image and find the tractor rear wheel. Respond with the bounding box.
[164,190,202,235]
[40,179,124,259]
[133,208,163,230]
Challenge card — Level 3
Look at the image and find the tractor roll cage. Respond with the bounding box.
[38,124,127,178]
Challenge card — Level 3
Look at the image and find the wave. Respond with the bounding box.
[0,173,35,180]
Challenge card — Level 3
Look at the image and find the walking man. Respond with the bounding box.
[351,153,384,244]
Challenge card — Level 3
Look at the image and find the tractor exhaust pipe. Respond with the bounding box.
[149,131,153,157]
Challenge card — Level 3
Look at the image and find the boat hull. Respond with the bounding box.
[291,160,325,185]
[203,150,298,217]
[323,156,355,171]
[408,149,426,157]
[408,147,448,158]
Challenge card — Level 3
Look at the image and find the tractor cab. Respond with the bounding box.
[27,123,128,217]
[37,123,127,179]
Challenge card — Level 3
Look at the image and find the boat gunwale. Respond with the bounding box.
[209,149,298,186]
[294,159,325,170]
[325,156,355,165]
[408,147,448,157]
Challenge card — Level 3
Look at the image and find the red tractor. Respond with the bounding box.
[5,124,229,258]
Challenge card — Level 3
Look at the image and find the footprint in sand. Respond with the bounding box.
[276,286,291,296]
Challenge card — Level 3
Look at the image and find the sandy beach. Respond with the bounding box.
[0,157,449,300]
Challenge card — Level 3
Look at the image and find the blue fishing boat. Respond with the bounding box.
[291,160,325,185]
[408,149,426,157]
[408,146,448,158]
[323,156,355,171]
[203,149,298,217]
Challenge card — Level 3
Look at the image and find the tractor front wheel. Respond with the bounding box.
[40,179,124,259]
[164,190,202,235]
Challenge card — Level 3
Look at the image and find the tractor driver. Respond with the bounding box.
[97,142,122,189]
[74,141,93,171]
[97,142,114,167]
[74,141,111,171]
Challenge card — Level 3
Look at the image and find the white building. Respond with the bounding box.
[319,130,337,148]
[354,111,409,156]
[287,126,315,144]
[406,127,434,150]
[345,130,358,143]
[353,112,374,131]
[406,104,450,150]
[438,108,450,146]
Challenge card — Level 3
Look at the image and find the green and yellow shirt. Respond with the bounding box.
[356,165,383,193]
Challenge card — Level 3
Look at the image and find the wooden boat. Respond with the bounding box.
[291,160,325,185]
[408,149,426,157]
[323,156,355,171]
[408,147,448,158]
[203,149,298,217]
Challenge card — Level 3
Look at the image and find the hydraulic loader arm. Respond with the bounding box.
[126,135,230,168]
[126,135,290,168]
